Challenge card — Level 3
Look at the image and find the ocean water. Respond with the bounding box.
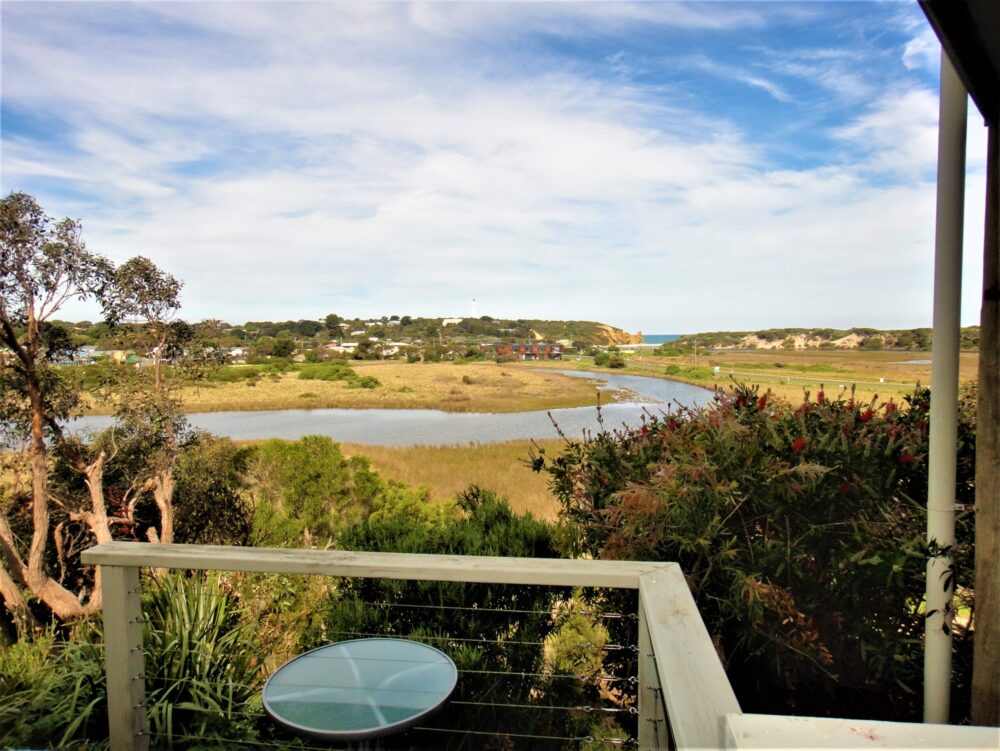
[642,334,682,344]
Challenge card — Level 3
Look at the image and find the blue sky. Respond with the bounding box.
[0,1,989,333]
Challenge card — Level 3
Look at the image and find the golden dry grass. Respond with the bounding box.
[340,439,565,521]
[670,349,977,404]
[524,349,978,406]
[85,362,619,415]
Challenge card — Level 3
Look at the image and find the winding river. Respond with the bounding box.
[68,370,713,446]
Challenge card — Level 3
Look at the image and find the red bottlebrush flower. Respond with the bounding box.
[816,390,825,404]
[860,408,874,423]
[736,394,747,408]
[845,399,854,411]
[667,418,678,431]
[899,453,915,465]
[640,424,649,437]
[792,437,807,453]
[884,402,897,414]
[757,394,768,411]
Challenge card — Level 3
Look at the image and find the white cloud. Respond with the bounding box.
[688,56,793,103]
[1,1,987,331]
[903,27,940,71]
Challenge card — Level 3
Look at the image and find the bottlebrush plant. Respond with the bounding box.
[532,382,976,722]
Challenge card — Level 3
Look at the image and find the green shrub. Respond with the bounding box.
[143,572,261,748]
[308,487,617,747]
[209,365,266,383]
[172,434,253,546]
[0,627,107,748]
[297,363,357,382]
[681,365,713,379]
[531,383,976,722]
[594,352,626,368]
[248,436,384,546]
[349,375,380,389]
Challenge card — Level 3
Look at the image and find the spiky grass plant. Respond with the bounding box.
[143,571,262,748]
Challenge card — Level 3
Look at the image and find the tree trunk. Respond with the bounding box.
[151,467,174,545]
[7,378,111,621]
[26,375,53,594]
[84,452,113,545]
[0,562,35,636]
[972,118,999,726]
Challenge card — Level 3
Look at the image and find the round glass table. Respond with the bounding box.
[262,638,458,742]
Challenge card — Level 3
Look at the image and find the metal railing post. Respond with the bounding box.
[101,565,148,751]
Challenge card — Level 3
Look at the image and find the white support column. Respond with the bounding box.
[102,565,149,751]
[924,48,967,725]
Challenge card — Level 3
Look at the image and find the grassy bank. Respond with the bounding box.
[340,439,563,521]
[83,362,623,415]
[530,349,979,405]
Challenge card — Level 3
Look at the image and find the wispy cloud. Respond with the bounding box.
[0,1,986,330]
[687,55,793,103]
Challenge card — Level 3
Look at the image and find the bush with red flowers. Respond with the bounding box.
[531,382,976,722]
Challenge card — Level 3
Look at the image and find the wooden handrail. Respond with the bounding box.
[82,541,667,589]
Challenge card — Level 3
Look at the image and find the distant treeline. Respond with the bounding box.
[669,326,980,351]
[50,315,622,349]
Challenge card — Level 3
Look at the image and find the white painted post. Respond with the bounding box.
[924,48,967,725]
[640,566,740,750]
[101,565,149,751]
[638,595,667,750]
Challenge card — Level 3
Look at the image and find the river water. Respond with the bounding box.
[68,370,713,446]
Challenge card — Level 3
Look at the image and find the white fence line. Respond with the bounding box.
[82,541,743,751]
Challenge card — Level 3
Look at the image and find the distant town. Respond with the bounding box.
[46,316,979,369]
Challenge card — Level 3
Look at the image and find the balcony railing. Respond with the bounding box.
[85,542,1000,751]
[82,542,742,751]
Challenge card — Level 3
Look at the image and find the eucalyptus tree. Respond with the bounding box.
[101,256,188,545]
[0,193,192,630]
[0,192,114,626]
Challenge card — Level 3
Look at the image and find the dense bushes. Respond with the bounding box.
[0,573,265,749]
[532,383,976,722]
[308,486,623,748]
[171,434,253,545]
[297,363,380,388]
[248,436,389,546]
[593,351,626,368]
[0,627,107,747]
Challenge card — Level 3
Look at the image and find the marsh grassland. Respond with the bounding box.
[340,439,564,521]
[95,361,619,415]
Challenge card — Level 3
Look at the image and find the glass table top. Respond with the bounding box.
[262,638,459,741]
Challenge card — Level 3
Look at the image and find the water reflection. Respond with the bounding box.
[68,370,713,446]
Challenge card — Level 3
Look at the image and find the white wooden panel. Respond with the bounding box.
[725,713,1000,749]
[638,600,669,750]
[102,565,148,751]
[640,566,741,750]
[82,541,668,589]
